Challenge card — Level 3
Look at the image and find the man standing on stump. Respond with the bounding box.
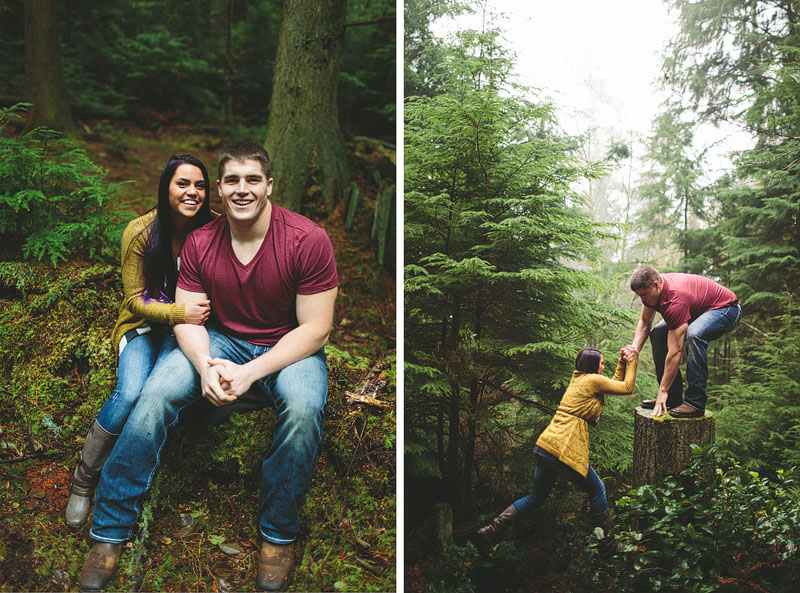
[79,141,338,593]
[625,265,740,418]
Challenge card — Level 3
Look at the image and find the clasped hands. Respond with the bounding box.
[621,345,670,417]
[620,345,638,363]
[200,357,256,407]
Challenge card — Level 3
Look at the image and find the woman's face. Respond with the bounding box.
[597,355,604,375]
[168,164,206,219]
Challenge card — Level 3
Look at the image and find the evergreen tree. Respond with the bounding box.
[659,0,800,469]
[404,27,610,516]
[404,0,468,97]
[637,107,708,269]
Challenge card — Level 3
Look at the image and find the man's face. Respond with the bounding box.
[634,281,662,308]
[217,159,273,225]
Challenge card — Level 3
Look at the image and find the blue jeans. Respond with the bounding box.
[90,327,328,545]
[95,331,164,435]
[650,304,741,411]
[512,446,608,516]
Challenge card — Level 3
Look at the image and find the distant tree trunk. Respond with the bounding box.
[23,0,76,135]
[633,407,715,487]
[463,378,478,499]
[265,0,350,214]
[446,382,462,520]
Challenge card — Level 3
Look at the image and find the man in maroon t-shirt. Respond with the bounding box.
[80,142,338,593]
[625,265,740,418]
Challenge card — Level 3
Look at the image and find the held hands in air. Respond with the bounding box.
[620,345,638,363]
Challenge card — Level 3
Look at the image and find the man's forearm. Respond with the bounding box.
[242,323,330,384]
[632,317,651,352]
[174,324,212,372]
[660,351,681,392]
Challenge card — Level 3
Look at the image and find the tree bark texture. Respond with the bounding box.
[265,0,350,214]
[23,0,76,135]
[633,406,715,487]
[432,503,454,552]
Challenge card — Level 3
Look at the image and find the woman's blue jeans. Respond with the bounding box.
[650,304,741,411]
[513,446,608,516]
[90,327,328,545]
[95,332,164,435]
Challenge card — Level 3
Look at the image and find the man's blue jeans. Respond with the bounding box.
[95,331,164,435]
[650,304,741,411]
[91,327,328,545]
[512,446,608,516]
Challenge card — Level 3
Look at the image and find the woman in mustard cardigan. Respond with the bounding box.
[475,347,638,553]
[65,155,215,528]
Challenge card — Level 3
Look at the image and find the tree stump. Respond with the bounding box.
[633,407,715,487]
[432,503,454,551]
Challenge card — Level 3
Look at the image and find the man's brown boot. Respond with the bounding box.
[473,504,519,554]
[256,539,294,592]
[65,420,117,529]
[79,542,123,592]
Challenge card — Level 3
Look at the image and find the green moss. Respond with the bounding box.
[0,252,395,593]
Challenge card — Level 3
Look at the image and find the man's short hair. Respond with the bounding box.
[629,265,662,291]
[218,141,272,180]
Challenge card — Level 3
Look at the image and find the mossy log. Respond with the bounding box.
[633,407,715,487]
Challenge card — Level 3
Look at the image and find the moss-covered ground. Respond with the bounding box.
[0,125,396,592]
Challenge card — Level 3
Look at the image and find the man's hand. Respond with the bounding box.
[652,389,669,417]
[621,346,637,362]
[207,358,256,399]
[200,361,239,407]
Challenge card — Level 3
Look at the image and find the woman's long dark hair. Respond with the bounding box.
[139,155,213,301]
[575,348,602,374]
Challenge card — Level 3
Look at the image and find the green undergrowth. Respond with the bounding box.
[0,258,395,592]
[423,447,800,593]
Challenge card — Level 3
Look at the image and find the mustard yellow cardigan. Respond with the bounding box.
[536,354,638,477]
[110,210,186,354]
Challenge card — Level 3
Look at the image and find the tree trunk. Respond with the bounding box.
[23,0,76,135]
[463,378,478,503]
[633,406,715,487]
[265,0,350,214]
[432,503,453,552]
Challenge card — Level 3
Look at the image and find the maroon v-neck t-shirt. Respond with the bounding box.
[655,273,737,330]
[177,205,338,346]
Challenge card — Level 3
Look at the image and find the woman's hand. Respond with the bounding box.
[621,346,637,363]
[184,299,211,325]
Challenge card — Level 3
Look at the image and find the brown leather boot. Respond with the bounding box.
[591,511,624,557]
[474,504,519,554]
[79,542,122,592]
[256,539,294,592]
[65,420,117,529]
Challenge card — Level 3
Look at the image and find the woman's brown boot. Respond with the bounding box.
[474,504,519,554]
[591,510,624,556]
[65,420,117,529]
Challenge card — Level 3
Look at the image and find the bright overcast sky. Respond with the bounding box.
[431,0,753,174]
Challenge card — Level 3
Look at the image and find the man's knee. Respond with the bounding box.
[685,325,704,344]
[650,323,668,342]
[274,355,328,411]
[279,395,326,428]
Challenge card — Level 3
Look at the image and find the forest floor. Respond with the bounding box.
[0,123,396,592]
[404,490,588,593]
